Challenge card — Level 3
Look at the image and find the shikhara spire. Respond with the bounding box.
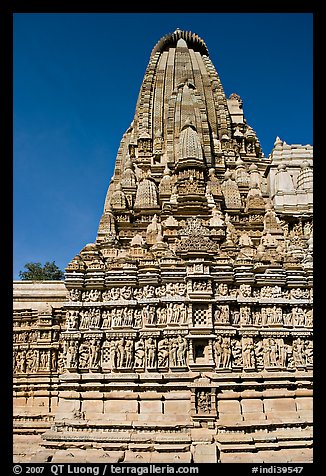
[97,28,266,248]
[13,29,313,464]
[94,30,311,254]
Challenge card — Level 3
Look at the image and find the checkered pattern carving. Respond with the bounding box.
[101,346,110,364]
[193,305,209,325]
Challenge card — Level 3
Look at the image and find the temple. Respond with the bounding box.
[13,29,313,464]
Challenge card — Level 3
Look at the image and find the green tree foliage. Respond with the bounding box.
[19,261,64,280]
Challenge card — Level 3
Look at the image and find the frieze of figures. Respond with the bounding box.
[13,329,57,342]
[191,280,212,292]
[237,284,252,298]
[214,284,311,301]
[64,334,188,371]
[66,302,189,331]
[14,280,312,377]
[255,336,312,369]
[67,283,188,303]
[13,330,39,343]
[66,283,312,304]
[214,304,312,328]
[13,347,65,374]
[82,289,102,302]
[13,332,312,375]
[213,336,232,368]
[214,305,230,324]
[57,333,313,373]
[13,310,65,376]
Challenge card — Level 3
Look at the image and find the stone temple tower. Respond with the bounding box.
[14,29,313,463]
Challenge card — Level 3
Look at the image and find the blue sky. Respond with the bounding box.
[13,13,313,280]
